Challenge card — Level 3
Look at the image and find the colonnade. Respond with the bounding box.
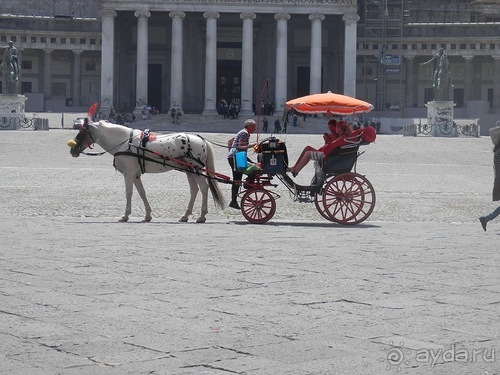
[36,48,85,107]
[494,57,500,109]
[99,9,359,116]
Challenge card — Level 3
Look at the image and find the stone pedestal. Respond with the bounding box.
[0,94,27,130]
[425,100,457,137]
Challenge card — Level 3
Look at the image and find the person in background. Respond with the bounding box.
[273,118,282,133]
[262,117,268,132]
[479,121,500,231]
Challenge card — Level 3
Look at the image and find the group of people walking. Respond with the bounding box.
[218,100,240,119]
[262,117,287,133]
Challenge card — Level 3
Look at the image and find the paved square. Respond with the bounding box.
[0,128,499,374]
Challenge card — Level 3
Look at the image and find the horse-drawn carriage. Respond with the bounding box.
[235,127,376,224]
[67,92,376,225]
[231,90,376,224]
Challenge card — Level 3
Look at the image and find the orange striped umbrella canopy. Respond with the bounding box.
[285,91,374,115]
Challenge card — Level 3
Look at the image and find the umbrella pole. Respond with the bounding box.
[256,79,269,144]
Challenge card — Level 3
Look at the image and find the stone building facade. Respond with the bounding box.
[99,0,358,117]
[358,0,500,119]
[0,0,499,119]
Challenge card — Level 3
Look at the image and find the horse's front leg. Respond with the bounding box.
[134,177,152,222]
[119,175,135,222]
[179,174,199,222]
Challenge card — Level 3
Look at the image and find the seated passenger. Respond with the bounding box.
[287,120,354,177]
[323,119,339,145]
[286,119,340,177]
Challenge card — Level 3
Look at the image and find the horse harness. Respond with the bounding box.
[113,129,207,175]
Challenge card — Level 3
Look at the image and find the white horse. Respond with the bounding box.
[68,120,225,222]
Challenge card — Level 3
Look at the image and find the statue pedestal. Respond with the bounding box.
[0,94,27,130]
[425,100,457,137]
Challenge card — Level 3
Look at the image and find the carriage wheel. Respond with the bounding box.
[322,173,376,225]
[314,190,334,221]
[241,189,276,224]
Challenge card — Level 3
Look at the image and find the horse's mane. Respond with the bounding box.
[90,120,134,147]
[96,120,129,131]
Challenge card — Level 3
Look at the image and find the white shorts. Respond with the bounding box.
[310,151,324,161]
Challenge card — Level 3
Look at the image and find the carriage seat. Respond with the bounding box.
[322,126,376,175]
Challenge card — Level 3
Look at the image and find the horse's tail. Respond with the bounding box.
[205,141,226,210]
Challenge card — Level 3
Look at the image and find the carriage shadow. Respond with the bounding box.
[67,219,380,229]
[230,220,380,229]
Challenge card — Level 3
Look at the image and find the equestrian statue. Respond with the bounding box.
[0,41,20,94]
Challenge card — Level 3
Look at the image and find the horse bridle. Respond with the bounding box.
[68,124,141,156]
[68,124,94,156]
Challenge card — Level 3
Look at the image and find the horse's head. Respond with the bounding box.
[67,118,94,157]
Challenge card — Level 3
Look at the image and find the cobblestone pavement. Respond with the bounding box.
[0,128,499,374]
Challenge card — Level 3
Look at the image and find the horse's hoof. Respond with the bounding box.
[142,218,152,222]
[179,216,188,222]
[196,217,206,223]
[118,217,129,222]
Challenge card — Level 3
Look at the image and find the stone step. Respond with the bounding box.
[137,113,332,135]
[27,111,344,134]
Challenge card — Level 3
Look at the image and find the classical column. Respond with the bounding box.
[170,11,185,111]
[494,55,500,109]
[274,12,290,117]
[463,55,474,103]
[43,49,53,100]
[72,50,82,107]
[240,12,256,116]
[404,54,415,108]
[134,10,151,115]
[309,13,324,95]
[343,13,359,97]
[100,9,117,115]
[203,12,220,115]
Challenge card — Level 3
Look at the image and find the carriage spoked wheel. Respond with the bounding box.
[314,189,331,221]
[321,172,376,225]
[241,188,277,224]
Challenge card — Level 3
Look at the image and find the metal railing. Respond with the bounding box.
[0,115,49,130]
[403,122,479,137]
